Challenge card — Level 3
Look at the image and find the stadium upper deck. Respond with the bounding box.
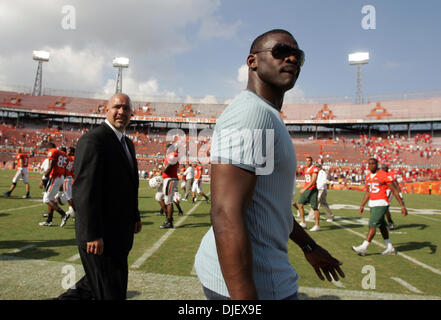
[1,90,441,124]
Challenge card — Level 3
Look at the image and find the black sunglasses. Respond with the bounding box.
[253,43,305,66]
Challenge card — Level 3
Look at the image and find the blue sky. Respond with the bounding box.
[0,0,440,103]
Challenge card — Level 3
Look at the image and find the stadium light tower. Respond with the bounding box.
[348,52,369,104]
[32,50,50,96]
[112,57,129,94]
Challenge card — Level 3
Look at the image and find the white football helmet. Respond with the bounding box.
[149,175,163,188]
[55,191,68,205]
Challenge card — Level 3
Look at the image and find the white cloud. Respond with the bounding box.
[0,0,242,99]
[237,64,248,83]
[43,46,106,89]
[184,95,218,104]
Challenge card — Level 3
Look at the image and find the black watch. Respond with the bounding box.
[301,241,318,254]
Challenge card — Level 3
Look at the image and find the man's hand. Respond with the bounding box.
[39,180,44,189]
[134,221,142,234]
[359,205,364,215]
[86,238,104,255]
[401,207,408,217]
[304,245,345,282]
[300,188,306,194]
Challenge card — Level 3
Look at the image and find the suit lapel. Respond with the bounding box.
[102,123,137,181]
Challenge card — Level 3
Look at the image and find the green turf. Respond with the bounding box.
[1,169,440,299]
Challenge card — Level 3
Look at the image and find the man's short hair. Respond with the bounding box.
[250,29,294,53]
[47,142,56,149]
[369,158,378,164]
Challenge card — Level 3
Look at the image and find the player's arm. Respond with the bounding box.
[388,181,407,216]
[290,218,345,281]
[42,159,54,178]
[360,188,370,214]
[210,163,258,300]
[40,159,55,188]
[392,180,403,198]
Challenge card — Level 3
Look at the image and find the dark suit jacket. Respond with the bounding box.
[73,122,140,257]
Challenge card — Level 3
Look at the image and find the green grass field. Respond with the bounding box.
[0,169,440,300]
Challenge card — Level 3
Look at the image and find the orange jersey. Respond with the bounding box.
[195,165,203,180]
[47,148,68,179]
[365,170,393,203]
[387,170,397,183]
[162,152,179,179]
[304,165,319,190]
[16,153,29,168]
[65,155,74,177]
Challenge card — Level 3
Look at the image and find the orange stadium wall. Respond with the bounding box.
[328,181,441,195]
[403,181,441,195]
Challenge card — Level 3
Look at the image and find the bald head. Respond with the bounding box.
[250,29,296,53]
[105,93,132,132]
[107,93,132,109]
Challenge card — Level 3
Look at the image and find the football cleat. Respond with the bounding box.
[160,220,174,229]
[352,245,367,256]
[60,213,71,227]
[381,247,397,255]
[39,221,53,227]
[309,225,321,232]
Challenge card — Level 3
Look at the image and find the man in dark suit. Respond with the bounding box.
[57,93,142,300]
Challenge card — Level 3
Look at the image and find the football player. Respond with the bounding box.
[159,144,180,229]
[191,162,209,203]
[352,158,407,256]
[4,148,31,198]
[38,143,70,227]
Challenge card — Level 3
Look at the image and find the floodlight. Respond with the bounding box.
[31,50,50,96]
[32,50,50,62]
[112,57,129,68]
[348,52,369,65]
[349,52,370,104]
[113,57,130,93]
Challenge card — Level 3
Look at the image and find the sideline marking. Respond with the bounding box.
[390,277,423,294]
[131,201,203,269]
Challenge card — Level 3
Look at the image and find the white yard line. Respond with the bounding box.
[390,277,423,294]
[1,203,44,212]
[66,253,80,262]
[298,286,439,300]
[329,219,441,276]
[8,244,36,254]
[131,201,203,269]
[331,280,345,288]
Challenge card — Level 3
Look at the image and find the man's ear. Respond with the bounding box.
[247,54,257,70]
